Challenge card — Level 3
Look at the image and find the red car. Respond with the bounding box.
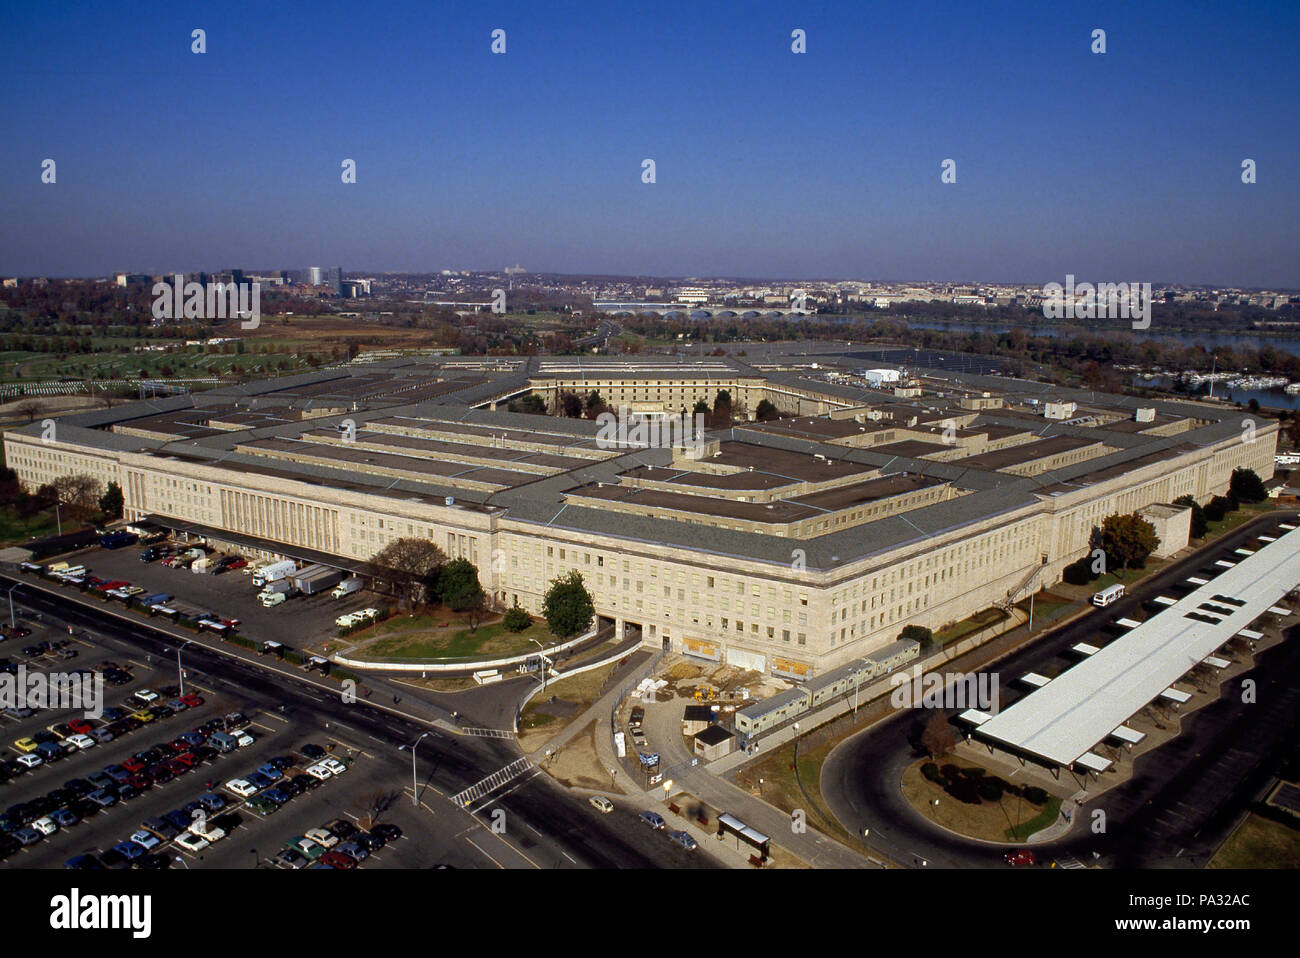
[320,850,357,870]
[127,773,153,791]
[172,752,199,769]
[163,758,190,776]
[178,693,204,708]
[92,580,128,592]
[226,558,247,570]
[120,758,146,773]
[1003,849,1038,867]
[67,719,94,735]
[145,764,174,785]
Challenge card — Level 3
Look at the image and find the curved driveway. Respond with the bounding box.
[820,512,1300,869]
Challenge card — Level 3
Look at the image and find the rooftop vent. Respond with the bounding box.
[444,496,455,506]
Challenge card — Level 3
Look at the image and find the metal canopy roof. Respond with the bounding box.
[975,522,1300,766]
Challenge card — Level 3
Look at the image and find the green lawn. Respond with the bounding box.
[355,616,551,662]
[935,607,1007,645]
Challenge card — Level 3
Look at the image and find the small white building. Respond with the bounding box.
[862,368,901,388]
[1044,401,1077,420]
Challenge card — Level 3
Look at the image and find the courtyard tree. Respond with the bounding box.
[542,570,594,638]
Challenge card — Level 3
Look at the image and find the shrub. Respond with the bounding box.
[1022,786,1049,805]
[947,777,982,804]
[921,762,944,784]
[977,779,1003,802]
[503,605,531,632]
[1062,556,1098,585]
[940,763,962,781]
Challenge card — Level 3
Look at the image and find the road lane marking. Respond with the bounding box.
[465,837,503,868]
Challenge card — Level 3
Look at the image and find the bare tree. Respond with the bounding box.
[16,398,44,422]
[921,711,956,759]
[51,474,103,520]
[363,537,447,607]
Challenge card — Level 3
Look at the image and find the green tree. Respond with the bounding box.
[899,623,933,651]
[508,394,546,415]
[1100,512,1160,573]
[542,570,594,638]
[437,558,486,612]
[1173,495,1208,539]
[713,389,732,421]
[98,481,124,520]
[754,398,780,421]
[584,391,607,419]
[1229,467,1267,503]
[692,398,710,415]
[502,604,531,632]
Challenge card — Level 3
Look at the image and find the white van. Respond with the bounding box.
[1092,584,1125,607]
[260,592,287,608]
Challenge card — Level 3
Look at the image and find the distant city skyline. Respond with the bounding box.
[2,1,1297,286]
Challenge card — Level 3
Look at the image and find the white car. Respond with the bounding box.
[225,778,259,798]
[304,827,339,849]
[134,688,160,703]
[234,730,255,748]
[335,612,363,628]
[304,764,333,781]
[16,754,42,769]
[358,608,380,620]
[31,816,59,836]
[320,757,347,776]
[190,823,226,844]
[588,795,614,814]
[129,829,161,851]
[174,830,210,853]
[65,733,96,751]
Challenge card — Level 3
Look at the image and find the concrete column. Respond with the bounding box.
[615,618,625,640]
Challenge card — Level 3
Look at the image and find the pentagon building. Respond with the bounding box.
[3,353,1275,680]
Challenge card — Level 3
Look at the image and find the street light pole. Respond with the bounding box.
[529,638,550,694]
[54,500,62,536]
[404,732,430,807]
[7,582,19,629]
[176,640,193,696]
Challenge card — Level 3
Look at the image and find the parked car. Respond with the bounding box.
[668,830,698,851]
[1004,849,1038,867]
[321,850,357,869]
[639,810,666,830]
[304,827,339,849]
[225,779,259,798]
[588,795,615,813]
[285,835,326,860]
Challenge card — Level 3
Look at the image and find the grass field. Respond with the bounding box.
[354,614,550,662]
[1209,813,1300,869]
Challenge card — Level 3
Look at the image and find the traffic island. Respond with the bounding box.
[900,758,1065,844]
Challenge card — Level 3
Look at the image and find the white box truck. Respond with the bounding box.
[331,577,363,600]
[252,559,297,587]
[292,564,344,596]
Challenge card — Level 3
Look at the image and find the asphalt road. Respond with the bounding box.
[2,580,719,869]
[820,511,1300,868]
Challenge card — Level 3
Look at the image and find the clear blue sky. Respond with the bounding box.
[1,0,1297,286]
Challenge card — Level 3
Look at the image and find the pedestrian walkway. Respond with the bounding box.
[452,756,534,807]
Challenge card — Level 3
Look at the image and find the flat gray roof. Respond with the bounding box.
[975,521,1300,766]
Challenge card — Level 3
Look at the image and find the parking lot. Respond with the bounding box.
[31,539,376,654]
[0,613,423,869]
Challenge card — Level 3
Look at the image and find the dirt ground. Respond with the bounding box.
[532,721,616,792]
[656,659,772,705]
